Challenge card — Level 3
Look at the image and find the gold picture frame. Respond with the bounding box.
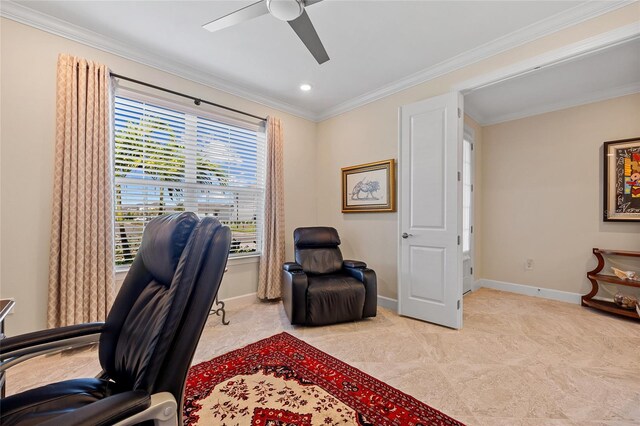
[341,159,396,213]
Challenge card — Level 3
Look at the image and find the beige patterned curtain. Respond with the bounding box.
[48,54,115,328]
[257,117,285,300]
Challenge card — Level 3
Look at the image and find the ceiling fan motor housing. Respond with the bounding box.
[266,0,304,21]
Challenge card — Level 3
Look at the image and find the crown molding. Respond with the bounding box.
[0,1,319,122]
[316,0,635,121]
[475,82,640,126]
[1,0,634,123]
[462,24,640,125]
[454,23,640,93]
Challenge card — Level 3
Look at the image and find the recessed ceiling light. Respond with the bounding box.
[300,83,312,92]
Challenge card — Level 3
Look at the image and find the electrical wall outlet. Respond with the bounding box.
[525,258,534,271]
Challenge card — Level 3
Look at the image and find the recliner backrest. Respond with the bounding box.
[99,213,231,403]
[294,227,343,275]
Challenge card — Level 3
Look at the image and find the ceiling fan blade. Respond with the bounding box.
[203,1,269,33]
[304,0,324,6]
[288,9,329,64]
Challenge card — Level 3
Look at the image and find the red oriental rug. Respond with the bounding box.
[184,332,464,426]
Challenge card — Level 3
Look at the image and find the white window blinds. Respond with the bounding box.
[113,91,266,266]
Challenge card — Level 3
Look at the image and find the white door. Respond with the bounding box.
[462,129,475,294]
[398,91,463,329]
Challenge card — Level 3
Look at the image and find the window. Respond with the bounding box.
[462,135,473,254]
[113,91,265,266]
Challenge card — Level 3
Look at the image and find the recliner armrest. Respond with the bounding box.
[39,390,151,426]
[282,267,308,325]
[283,262,304,272]
[343,260,367,269]
[343,267,377,319]
[0,322,104,358]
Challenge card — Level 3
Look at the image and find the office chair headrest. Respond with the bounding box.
[140,212,199,286]
[294,227,341,248]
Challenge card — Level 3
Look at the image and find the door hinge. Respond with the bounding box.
[471,143,474,151]
[457,171,461,181]
[457,235,461,245]
[470,267,473,275]
[457,299,461,310]
[457,108,461,118]
[471,225,473,234]
[471,184,474,192]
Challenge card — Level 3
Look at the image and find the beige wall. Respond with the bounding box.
[316,4,639,300]
[481,94,640,294]
[0,18,318,335]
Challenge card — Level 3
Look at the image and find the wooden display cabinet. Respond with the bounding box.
[583,248,640,320]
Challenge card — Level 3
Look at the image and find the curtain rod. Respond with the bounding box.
[110,73,268,122]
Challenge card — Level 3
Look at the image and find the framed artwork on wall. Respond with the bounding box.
[603,137,640,222]
[342,159,396,213]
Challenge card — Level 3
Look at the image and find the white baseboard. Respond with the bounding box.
[378,295,398,312]
[475,279,582,305]
[219,292,258,309]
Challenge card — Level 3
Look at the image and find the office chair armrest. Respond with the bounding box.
[343,260,367,269]
[39,390,151,426]
[0,323,104,372]
[0,322,104,357]
[283,262,303,272]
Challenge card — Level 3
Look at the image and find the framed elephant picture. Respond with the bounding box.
[341,159,396,213]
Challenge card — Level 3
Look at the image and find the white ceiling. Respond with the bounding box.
[465,37,640,125]
[2,1,632,120]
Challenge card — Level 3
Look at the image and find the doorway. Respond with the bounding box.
[397,26,636,329]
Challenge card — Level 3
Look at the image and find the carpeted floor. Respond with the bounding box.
[5,288,640,425]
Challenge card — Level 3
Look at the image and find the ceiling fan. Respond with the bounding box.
[203,0,329,64]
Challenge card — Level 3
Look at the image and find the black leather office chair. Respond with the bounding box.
[0,212,231,426]
[282,227,377,326]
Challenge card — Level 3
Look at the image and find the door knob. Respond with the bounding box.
[402,232,413,239]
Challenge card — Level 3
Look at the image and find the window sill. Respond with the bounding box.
[227,254,261,266]
[115,254,260,278]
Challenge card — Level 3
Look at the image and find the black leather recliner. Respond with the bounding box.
[282,227,377,326]
[0,212,231,426]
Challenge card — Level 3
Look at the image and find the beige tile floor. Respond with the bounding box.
[5,288,640,425]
